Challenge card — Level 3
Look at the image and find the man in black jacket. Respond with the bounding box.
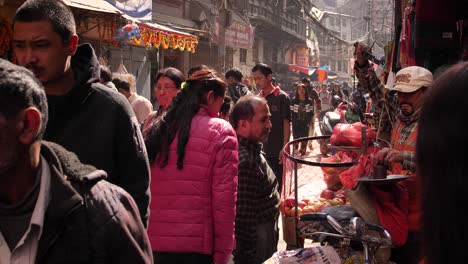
[12,0,150,226]
[0,58,152,263]
[225,67,252,104]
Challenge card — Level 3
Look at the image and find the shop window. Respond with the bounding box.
[240,48,247,64]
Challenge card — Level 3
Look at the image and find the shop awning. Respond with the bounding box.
[64,0,195,38]
[288,64,318,75]
[64,0,198,52]
[130,16,198,53]
[64,0,121,14]
[129,17,195,38]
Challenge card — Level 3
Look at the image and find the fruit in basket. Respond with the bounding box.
[301,198,311,204]
[302,205,316,213]
[320,189,335,200]
[298,201,307,209]
[286,207,302,217]
[319,203,331,211]
[284,197,295,208]
[335,189,345,195]
[329,197,345,206]
[335,193,347,204]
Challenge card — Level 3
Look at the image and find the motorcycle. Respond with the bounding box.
[299,206,392,264]
[319,95,361,155]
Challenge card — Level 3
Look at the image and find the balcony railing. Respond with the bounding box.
[247,0,306,40]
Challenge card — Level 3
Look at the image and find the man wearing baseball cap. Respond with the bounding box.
[354,43,433,264]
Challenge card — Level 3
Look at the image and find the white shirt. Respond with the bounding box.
[128,93,153,123]
[0,156,51,264]
[319,90,332,111]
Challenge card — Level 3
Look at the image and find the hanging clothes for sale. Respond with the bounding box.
[399,0,416,68]
[414,0,458,49]
[414,0,461,69]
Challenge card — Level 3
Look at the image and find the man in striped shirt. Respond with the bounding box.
[231,96,280,264]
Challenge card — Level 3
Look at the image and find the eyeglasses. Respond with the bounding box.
[155,86,178,92]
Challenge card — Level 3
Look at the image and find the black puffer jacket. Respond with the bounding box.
[227,82,252,103]
[36,142,152,264]
[44,44,150,226]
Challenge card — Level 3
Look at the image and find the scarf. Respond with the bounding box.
[399,108,420,125]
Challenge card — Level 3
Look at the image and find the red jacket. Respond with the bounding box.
[147,107,238,264]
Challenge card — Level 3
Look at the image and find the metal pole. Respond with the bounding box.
[367,0,371,45]
[294,160,301,247]
[217,4,227,74]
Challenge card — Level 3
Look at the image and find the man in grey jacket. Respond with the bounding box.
[12,0,150,226]
[0,58,152,263]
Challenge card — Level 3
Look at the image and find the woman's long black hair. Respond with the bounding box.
[144,68,227,169]
[294,83,310,100]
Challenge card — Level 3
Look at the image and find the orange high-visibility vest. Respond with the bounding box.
[390,120,421,232]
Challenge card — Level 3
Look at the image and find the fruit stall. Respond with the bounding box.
[280,122,386,248]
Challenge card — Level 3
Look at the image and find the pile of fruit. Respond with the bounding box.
[280,189,348,217]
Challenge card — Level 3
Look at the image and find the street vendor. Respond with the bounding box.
[354,43,433,264]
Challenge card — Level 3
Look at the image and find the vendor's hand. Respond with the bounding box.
[374,147,404,166]
[354,42,370,67]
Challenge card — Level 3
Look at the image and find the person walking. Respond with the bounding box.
[12,0,151,226]
[144,68,238,264]
[318,83,332,122]
[0,58,152,263]
[252,63,291,194]
[225,67,252,104]
[301,78,321,148]
[113,73,153,124]
[290,83,315,156]
[231,96,280,264]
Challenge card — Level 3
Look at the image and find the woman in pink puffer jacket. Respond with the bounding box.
[144,68,238,264]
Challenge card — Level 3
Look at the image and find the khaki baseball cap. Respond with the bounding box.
[389,66,433,93]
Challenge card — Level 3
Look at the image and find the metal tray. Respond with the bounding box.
[357,174,410,185]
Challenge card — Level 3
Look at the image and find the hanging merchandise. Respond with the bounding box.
[399,0,416,68]
[113,20,141,45]
[0,16,13,60]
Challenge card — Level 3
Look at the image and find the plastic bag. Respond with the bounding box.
[339,147,379,189]
[330,122,376,147]
[321,152,353,191]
